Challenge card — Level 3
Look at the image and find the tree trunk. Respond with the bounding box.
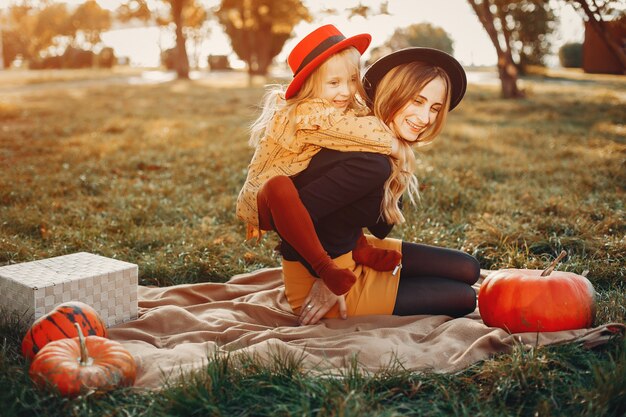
[172,0,189,79]
[497,54,523,98]
[254,24,272,76]
[245,28,254,85]
[573,0,626,71]
[0,26,4,69]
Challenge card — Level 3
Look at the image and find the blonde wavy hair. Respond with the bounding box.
[373,61,452,224]
[249,47,367,147]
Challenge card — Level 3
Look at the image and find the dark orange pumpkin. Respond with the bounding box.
[478,252,596,333]
[22,301,107,361]
[29,323,136,397]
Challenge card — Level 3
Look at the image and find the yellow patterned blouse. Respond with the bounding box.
[236,98,396,239]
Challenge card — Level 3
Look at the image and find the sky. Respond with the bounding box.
[1,0,586,68]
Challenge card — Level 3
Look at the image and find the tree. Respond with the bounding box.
[0,2,74,67]
[171,0,190,78]
[559,42,583,67]
[343,1,390,19]
[1,6,20,68]
[1,5,31,67]
[116,0,152,21]
[367,23,454,65]
[182,2,210,69]
[366,23,454,66]
[31,2,74,58]
[344,1,552,98]
[467,0,528,98]
[0,11,4,68]
[506,1,556,70]
[217,0,311,78]
[2,29,25,68]
[390,23,454,53]
[71,0,111,50]
[1,1,115,69]
[468,0,558,94]
[564,0,626,71]
[117,0,209,79]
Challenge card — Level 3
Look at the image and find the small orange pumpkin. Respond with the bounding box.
[29,323,136,396]
[22,301,108,361]
[478,251,596,333]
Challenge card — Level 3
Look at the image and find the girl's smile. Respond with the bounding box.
[318,56,358,110]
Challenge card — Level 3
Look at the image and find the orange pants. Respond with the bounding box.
[282,235,402,317]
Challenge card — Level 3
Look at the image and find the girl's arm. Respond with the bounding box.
[290,99,400,158]
[302,119,401,159]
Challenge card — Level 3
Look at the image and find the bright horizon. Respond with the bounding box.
[1,0,585,68]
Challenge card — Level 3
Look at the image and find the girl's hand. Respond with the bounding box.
[298,279,347,325]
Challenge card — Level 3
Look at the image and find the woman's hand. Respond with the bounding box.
[299,279,347,325]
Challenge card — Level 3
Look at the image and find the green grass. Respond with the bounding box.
[0,69,624,416]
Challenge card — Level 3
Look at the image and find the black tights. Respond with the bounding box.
[393,241,480,317]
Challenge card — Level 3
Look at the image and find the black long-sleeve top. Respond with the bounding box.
[280,149,396,273]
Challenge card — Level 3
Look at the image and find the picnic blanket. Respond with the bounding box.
[108,267,624,389]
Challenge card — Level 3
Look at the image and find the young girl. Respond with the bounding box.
[236,25,402,296]
[282,48,481,325]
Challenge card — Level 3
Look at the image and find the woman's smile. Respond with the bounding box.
[391,76,446,142]
[405,118,426,132]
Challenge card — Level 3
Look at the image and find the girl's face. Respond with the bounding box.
[317,55,359,110]
[391,76,446,142]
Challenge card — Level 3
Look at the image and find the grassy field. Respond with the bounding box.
[0,69,625,416]
[0,67,145,87]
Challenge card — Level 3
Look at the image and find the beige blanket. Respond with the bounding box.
[108,268,624,389]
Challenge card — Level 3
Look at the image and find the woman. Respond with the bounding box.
[279,48,481,325]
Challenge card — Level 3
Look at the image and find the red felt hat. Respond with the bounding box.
[285,24,371,100]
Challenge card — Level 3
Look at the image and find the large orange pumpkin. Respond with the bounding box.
[22,301,108,361]
[478,252,596,333]
[29,323,136,397]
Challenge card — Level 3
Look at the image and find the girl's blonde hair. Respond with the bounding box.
[374,61,452,224]
[249,47,367,147]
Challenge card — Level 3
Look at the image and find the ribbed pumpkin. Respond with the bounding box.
[22,301,107,361]
[478,251,596,333]
[29,323,136,397]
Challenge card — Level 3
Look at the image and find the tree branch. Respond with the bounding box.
[495,1,516,63]
[468,0,504,55]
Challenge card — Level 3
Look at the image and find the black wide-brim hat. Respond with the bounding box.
[363,47,467,111]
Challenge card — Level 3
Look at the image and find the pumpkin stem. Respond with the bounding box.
[541,250,567,277]
[74,323,89,366]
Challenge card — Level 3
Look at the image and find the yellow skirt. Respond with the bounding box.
[282,235,402,318]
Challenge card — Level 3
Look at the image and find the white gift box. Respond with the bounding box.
[0,252,138,327]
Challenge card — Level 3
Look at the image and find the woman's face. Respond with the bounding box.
[391,76,446,142]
